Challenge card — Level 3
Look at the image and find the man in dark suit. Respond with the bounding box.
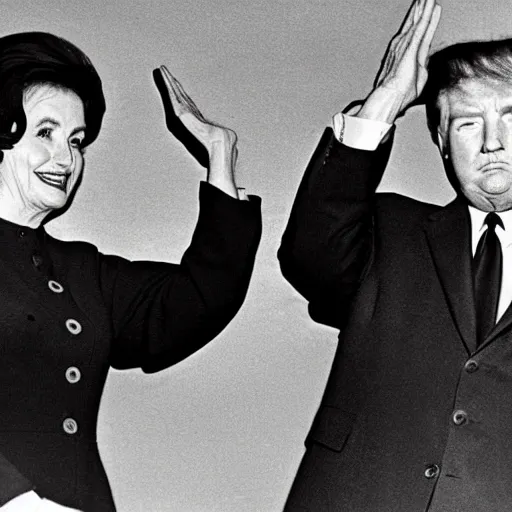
[279,0,512,510]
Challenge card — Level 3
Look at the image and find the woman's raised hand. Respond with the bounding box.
[153,66,240,198]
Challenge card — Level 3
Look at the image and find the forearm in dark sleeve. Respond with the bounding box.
[108,182,262,372]
[278,128,393,327]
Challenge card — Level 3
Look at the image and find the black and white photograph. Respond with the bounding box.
[2,0,512,511]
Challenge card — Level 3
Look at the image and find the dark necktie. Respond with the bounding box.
[474,212,503,346]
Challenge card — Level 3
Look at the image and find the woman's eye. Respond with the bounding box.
[70,137,83,149]
[37,127,52,139]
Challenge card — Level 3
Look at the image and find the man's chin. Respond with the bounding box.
[466,189,512,212]
[478,170,512,194]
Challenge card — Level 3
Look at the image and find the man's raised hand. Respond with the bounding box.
[358,0,441,123]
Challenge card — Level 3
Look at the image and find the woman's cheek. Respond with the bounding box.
[26,142,51,169]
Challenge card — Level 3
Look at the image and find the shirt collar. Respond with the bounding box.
[468,205,512,253]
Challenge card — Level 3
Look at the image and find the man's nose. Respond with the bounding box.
[482,119,505,153]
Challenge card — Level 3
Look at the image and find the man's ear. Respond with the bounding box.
[436,129,448,159]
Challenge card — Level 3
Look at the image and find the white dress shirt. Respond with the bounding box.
[332,111,512,323]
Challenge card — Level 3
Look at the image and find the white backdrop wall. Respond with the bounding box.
[3,0,510,510]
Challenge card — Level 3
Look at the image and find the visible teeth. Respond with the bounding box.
[35,172,69,190]
[40,174,66,184]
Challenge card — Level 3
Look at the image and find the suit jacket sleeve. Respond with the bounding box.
[278,127,393,328]
[103,181,262,373]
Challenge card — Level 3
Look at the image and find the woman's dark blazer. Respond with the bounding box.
[0,182,261,511]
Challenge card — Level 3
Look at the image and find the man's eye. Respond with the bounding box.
[37,127,52,139]
[458,121,478,130]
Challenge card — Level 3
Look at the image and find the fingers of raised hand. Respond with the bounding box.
[158,65,237,154]
[399,0,423,35]
[381,0,439,74]
[159,65,206,121]
[392,0,436,50]
[172,75,206,121]
[410,0,438,48]
[159,65,185,116]
[417,3,441,66]
[376,0,422,85]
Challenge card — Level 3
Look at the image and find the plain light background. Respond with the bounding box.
[3,0,511,510]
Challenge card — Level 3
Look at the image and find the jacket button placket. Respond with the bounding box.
[65,318,82,335]
[66,366,81,384]
[427,358,489,510]
[452,409,468,426]
[48,279,65,294]
[424,464,440,480]
[62,417,79,435]
[46,275,85,437]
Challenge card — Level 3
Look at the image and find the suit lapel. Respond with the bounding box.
[424,197,477,354]
[478,298,512,350]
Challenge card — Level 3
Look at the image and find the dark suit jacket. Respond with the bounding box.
[279,129,512,512]
[0,182,261,511]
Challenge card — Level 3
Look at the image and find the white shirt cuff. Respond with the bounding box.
[236,187,248,201]
[332,112,392,151]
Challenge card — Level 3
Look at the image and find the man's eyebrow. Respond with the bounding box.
[449,102,512,120]
[35,117,86,135]
[448,103,482,118]
[450,110,481,118]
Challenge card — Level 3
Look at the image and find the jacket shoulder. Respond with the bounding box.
[375,192,444,225]
[43,233,103,269]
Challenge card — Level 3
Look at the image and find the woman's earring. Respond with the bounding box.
[10,122,17,134]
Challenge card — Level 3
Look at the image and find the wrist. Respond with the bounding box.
[207,140,238,198]
[357,86,405,124]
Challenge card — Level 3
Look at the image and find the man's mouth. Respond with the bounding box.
[480,162,510,172]
[34,172,69,191]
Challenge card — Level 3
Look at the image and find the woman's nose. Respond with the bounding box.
[53,142,73,167]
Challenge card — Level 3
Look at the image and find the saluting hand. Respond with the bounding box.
[153,66,239,199]
[358,0,441,123]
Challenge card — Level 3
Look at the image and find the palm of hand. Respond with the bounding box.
[153,66,236,167]
[374,0,441,116]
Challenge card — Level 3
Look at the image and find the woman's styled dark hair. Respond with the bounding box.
[424,38,512,143]
[0,31,106,161]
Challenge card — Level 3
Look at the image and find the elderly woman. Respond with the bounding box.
[0,32,261,512]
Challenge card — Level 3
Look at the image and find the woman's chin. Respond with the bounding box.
[37,190,69,211]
